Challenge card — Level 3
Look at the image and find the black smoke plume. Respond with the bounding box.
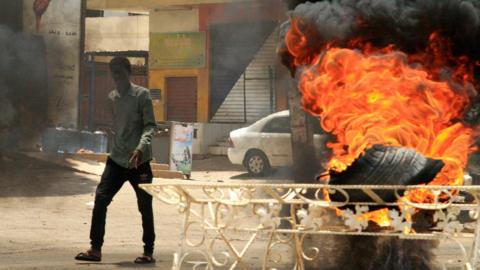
[279,0,480,73]
[0,25,48,151]
[279,0,480,125]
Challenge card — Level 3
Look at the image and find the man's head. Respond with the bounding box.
[109,56,131,93]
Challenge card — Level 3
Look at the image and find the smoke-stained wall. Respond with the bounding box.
[0,0,49,151]
[23,0,83,128]
[201,1,284,121]
[0,27,48,150]
[0,0,23,31]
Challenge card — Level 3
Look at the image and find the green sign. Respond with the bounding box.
[150,32,206,69]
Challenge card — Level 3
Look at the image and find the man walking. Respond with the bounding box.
[75,57,157,264]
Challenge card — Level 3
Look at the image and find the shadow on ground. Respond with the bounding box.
[76,262,158,268]
[230,167,296,181]
[192,156,244,172]
[0,152,98,197]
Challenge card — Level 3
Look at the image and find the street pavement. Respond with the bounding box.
[0,154,472,269]
[0,154,294,270]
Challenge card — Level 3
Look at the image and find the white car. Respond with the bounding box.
[227,110,330,176]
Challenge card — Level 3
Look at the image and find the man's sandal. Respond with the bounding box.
[134,254,156,264]
[75,250,102,262]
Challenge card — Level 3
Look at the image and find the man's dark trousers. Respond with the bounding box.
[89,158,155,255]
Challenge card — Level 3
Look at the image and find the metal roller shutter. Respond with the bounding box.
[211,28,278,123]
[166,77,198,122]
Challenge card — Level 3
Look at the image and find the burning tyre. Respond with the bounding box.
[278,0,480,269]
[328,144,445,203]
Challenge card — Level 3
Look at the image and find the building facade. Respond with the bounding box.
[85,0,287,126]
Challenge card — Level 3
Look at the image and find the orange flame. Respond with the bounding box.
[363,209,391,227]
[286,18,476,224]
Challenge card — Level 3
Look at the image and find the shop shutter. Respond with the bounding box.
[166,77,198,122]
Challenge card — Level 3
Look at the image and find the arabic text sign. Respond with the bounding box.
[150,32,206,69]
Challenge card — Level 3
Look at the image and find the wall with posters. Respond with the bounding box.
[169,123,194,175]
[150,32,206,69]
[23,0,83,128]
[148,8,210,123]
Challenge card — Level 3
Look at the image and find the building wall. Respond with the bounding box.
[149,9,198,32]
[149,68,209,122]
[147,1,286,123]
[148,8,210,122]
[85,16,149,52]
[87,0,251,11]
[23,0,83,128]
[0,0,23,31]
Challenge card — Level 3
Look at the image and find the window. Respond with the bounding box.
[262,116,291,133]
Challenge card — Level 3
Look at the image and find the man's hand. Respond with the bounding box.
[129,149,142,169]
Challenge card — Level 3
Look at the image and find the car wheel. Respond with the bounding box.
[245,150,270,177]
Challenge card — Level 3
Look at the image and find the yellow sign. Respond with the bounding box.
[150,32,206,68]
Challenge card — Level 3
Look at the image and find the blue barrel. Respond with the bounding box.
[41,127,58,153]
[42,128,108,154]
[93,131,108,153]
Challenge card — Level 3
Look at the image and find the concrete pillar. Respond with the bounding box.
[288,79,318,182]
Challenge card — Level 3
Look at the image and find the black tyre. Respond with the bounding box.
[329,144,444,203]
[245,150,270,177]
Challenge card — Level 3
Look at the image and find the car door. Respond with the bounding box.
[260,116,292,166]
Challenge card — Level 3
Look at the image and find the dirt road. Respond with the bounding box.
[2,154,469,269]
[0,154,294,269]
